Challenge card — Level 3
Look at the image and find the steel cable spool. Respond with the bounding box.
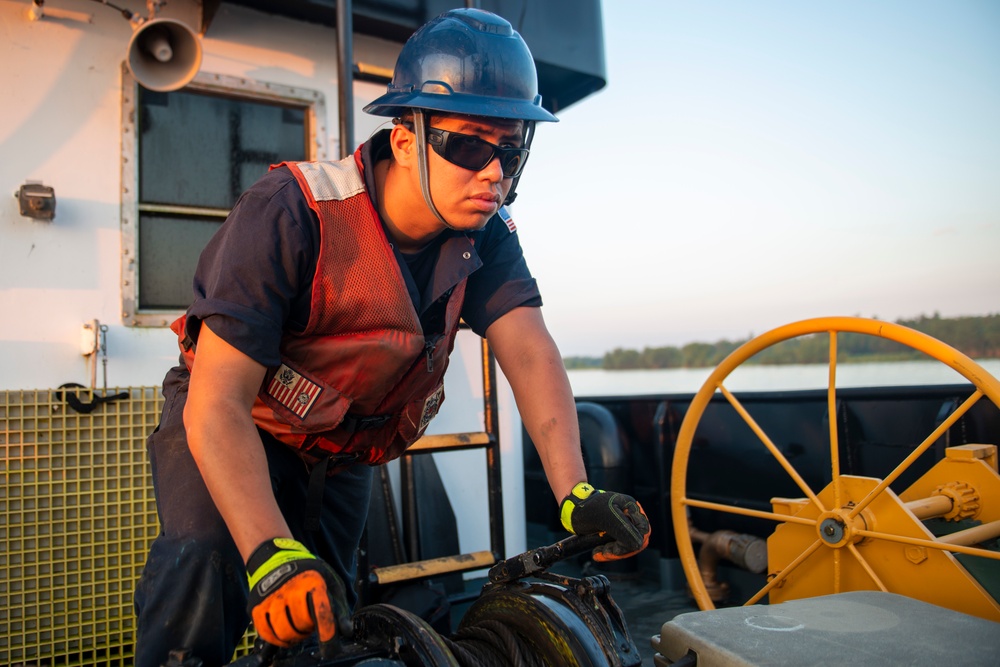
[443,619,544,667]
[364,540,640,667]
[451,579,639,667]
[437,534,641,667]
[227,537,640,667]
[350,577,637,666]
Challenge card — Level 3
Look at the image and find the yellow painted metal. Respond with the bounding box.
[904,495,955,520]
[937,520,1000,547]
[828,332,842,509]
[899,444,998,523]
[2,388,162,666]
[717,385,824,510]
[771,497,811,517]
[0,387,259,665]
[898,442,1000,544]
[943,442,998,469]
[670,316,1000,614]
[766,475,1000,621]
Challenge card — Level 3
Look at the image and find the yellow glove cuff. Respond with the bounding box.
[559,482,596,533]
[247,537,316,589]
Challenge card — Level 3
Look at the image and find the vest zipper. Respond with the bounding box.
[424,337,440,373]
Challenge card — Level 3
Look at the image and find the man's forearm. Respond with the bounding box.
[487,308,587,503]
[516,376,587,503]
[183,321,291,562]
[186,412,291,561]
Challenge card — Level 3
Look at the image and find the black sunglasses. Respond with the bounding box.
[419,126,530,179]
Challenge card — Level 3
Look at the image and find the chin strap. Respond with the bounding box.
[413,109,451,227]
[412,109,534,218]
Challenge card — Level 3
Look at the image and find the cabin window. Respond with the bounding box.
[121,71,328,326]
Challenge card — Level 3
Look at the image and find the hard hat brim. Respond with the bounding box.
[364,91,559,123]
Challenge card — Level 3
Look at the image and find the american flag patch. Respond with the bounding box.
[498,205,516,233]
[267,364,322,419]
[418,385,444,434]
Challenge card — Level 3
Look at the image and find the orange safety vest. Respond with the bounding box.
[172,153,466,466]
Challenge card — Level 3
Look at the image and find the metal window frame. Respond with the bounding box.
[120,67,329,327]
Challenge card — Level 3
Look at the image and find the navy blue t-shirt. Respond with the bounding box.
[178,130,542,371]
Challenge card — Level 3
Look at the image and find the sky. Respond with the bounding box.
[511,1,1000,357]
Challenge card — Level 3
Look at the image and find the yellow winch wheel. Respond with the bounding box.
[670,316,1000,619]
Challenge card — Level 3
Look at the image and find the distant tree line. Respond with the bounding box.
[563,313,1000,370]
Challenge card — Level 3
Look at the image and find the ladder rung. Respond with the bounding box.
[369,550,497,584]
[407,431,492,453]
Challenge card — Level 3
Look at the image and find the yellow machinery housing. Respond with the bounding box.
[768,443,1000,620]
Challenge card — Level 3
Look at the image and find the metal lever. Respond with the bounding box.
[487,533,612,585]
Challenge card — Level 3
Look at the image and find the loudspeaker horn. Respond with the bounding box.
[127,18,203,92]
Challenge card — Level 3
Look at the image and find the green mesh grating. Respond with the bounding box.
[1,387,258,665]
[1,387,162,665]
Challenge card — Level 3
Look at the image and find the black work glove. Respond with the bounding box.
[560,482,651,562]
[246,538,352,651]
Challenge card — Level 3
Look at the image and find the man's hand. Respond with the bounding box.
[246,538,351,650]
[560,482,651,562]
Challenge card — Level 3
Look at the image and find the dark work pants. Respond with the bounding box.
[133,386,373,667]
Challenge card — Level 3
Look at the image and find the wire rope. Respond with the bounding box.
[442,619,547,667]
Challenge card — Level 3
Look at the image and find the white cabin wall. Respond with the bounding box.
[0,0,390,390]
[0,0,528,557]
[1,0,175,390]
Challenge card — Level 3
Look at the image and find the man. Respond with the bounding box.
[134,8,649,666]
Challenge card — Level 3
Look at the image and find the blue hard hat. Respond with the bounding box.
[364,8,558,123]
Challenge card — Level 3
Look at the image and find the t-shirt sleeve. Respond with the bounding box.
[184,167,318,368]
[461,215,543,337]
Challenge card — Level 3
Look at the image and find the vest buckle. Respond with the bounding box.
[341,413,393,432]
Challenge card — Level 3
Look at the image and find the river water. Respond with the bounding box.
[567,359,1000,397]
